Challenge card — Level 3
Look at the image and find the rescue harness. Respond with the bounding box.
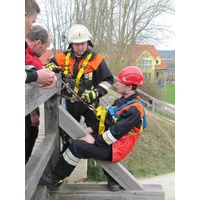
[96,99,147,135]
[63,52,93,98]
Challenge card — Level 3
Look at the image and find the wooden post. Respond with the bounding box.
[152,98,155,112]
[44,93,60,169]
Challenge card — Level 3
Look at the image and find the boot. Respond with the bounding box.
[39,170,64,189]
[107,179,120,191]
[103,169,120,191]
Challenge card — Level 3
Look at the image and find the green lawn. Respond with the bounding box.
[161,84,175,104]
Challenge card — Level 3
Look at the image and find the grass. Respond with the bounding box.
[123,113,175,179]
[161,84,175,104]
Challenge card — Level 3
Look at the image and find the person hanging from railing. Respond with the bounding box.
[39,66,147,191]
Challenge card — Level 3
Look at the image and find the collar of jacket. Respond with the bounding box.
[64,49,97,61]
[115,92,140,107]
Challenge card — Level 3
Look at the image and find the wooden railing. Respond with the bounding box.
[25,80,62,200]
[25,77,166,200]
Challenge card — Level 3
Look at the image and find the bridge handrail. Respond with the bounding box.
[25,80,62,200]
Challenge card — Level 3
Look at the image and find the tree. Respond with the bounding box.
[37,0,75,52]
[37,0,174,75]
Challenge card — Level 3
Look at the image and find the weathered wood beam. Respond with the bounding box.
[49,184,165,200]
[31,186,48,200]
[44,94,61,168]
[25,80,62,116]
[25,134,56,200]
[25,78,61,200]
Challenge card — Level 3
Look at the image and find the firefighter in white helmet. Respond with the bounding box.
[46,24,114,127]
[45,24,114,189]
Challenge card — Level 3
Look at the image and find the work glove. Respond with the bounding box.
[45,63,62,73]
[81,90,98,104]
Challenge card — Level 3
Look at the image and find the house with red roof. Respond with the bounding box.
[131,44,167,81]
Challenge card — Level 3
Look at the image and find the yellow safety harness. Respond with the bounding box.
[63,52,71,77]
[95,106,107,134]
[96,99,146,135]
[64,52,93,98]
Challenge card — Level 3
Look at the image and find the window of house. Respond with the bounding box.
[156,60,159,64]
[138,60,152,69]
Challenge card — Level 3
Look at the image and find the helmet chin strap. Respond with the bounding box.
[125,88,130,94]
[124,88,136,96]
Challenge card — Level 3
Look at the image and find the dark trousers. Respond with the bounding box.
[55,139,112,179]
[65,100,99,127]
[25,107,40,164]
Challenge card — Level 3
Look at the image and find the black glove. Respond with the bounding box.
[45,63,62,73]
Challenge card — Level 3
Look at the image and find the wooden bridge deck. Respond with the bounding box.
[48,183,164,200]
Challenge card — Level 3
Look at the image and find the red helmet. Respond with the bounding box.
[117,66,144,86]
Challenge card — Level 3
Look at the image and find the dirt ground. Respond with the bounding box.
[139,172,175,200]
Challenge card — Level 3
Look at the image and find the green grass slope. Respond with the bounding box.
[121,109,175,179]
[86,109,175,181]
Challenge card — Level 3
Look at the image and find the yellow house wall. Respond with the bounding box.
[136,50,155,80]
[135,51,166,81]
[157,72,164,79]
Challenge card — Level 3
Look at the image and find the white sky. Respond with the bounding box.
[36,0,175,51]
[155,14,175,50]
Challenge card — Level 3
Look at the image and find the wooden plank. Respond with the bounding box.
[59,105,144,191]
[25,134,56,200]
[96,160,144,191]
[49,184,164,200]
[31,186,48,200]
[25,79,62,116]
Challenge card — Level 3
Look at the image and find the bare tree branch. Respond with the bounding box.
[37,0,174,74]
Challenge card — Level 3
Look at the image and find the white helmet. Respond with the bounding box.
[67,24,93,47]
